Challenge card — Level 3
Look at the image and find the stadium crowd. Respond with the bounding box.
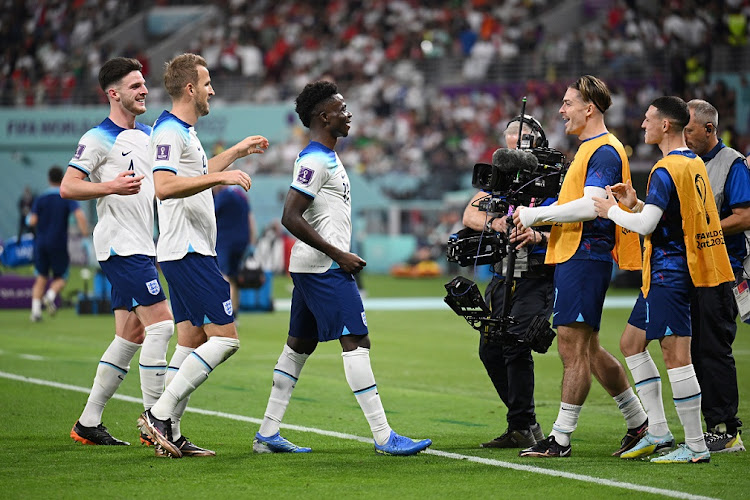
[1,0,749,200]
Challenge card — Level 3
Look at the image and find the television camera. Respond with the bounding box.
[444,104,567,353]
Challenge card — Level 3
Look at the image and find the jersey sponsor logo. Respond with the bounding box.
[156,144,171,161]
[223,299,233,317]
[296,166,314,186]
[121,150,132,156]
[74,144,85,159]
[145,279,161,295]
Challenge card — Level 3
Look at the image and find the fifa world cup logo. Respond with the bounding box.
[694,173,710,225]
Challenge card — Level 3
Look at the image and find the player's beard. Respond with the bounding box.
[123,94,146,116]
[196,98,210,117]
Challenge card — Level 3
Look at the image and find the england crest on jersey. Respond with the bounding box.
[361,311,367,327]
[223,299,233,316]
[145,279,161,295]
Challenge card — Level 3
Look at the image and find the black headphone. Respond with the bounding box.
[506,114,548,148]
[705,123,713,133]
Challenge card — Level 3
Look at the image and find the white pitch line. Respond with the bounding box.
[0,370,718,500]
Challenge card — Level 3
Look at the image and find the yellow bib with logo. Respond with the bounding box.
[545,133,642,270]
[642,154,734,297]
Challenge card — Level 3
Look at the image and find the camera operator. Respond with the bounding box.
[513,76,647,458]
[462,117,553,449]
[684,99,749,453]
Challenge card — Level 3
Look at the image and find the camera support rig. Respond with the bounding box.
[444,98,561,354]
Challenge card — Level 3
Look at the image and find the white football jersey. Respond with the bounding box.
[151,110,216,262]
[69,118,155,261]
[288,141,352,273]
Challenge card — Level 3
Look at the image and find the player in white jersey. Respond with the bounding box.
[137,53,269,458]
[252,81,432,456]
[61,58,177,449]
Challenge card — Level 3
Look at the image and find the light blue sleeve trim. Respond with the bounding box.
[68,163,90,175]
[153,166,178,174]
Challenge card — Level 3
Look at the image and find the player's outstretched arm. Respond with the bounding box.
[514,186,603,231]
[61,167,144,200]
[154,169,251,200]
[208,135,269,173]
[281,188,366,274]
[593,186,663,235]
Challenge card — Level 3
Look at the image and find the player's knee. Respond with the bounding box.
[341,334,369,351]
[619,324,646,357]
[287,336,317,355]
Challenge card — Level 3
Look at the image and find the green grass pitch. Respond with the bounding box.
[0,273,747,499]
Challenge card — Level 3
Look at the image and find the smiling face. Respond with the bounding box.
[114,70,147,116]
[558,87,590,137]
[322,93,352,138]
[193,64,215,117]
[641,105,665,145]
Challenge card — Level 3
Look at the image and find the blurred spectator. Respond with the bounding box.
[3,0,750,200]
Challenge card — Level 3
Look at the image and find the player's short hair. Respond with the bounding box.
[687,99,719,130]
[651,96,690,132]
[570,75,612,114]
[98,57,143,91]
[295,81,339,128]
[163,53,208,99]
[48,165,64,184]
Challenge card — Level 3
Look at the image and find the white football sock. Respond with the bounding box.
[44,289,56,302]
[258,344,309,437]
[668,364,706,452]
[166,344,194,440]
[31,298,42,316]
[613,387,647,429]
[79,336,141,427]
[342,347,392,445]
[626,351,670,436]
[139,320,173,410]
[150,336,239,420]
[550,402,582,447]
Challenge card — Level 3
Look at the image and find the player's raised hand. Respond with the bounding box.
[609,179,638,210]
[234,135,269,159]
[221,170,252,191]
[110,171,144,195]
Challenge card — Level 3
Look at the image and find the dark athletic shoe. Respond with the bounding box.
[612,419,648,457]
[70,421,129,446]
[519,435,571,458]
[481,428,536,449]
[137,410,181,458]
[156,436,215,457]
[705,429,745,453]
